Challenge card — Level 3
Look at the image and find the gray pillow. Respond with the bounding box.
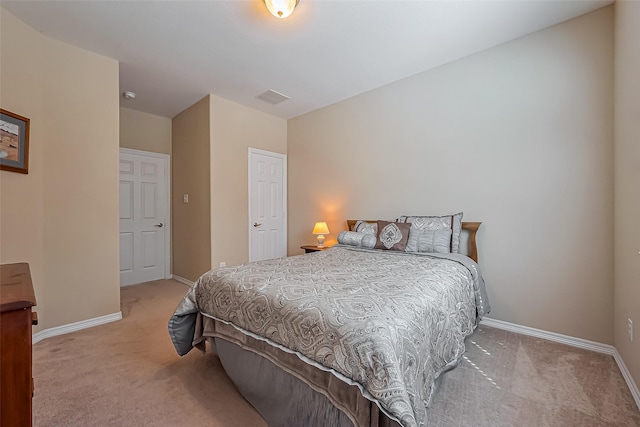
[411,229,453,253]
[398,212,463,253]
[352,220,378,236]
[337,231,376,249]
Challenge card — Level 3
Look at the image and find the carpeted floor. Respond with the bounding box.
[32,279,640,426]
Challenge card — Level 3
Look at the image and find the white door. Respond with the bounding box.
[119,149,170,286]
[249,148,287,262]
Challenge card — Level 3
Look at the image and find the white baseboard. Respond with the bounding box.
[171,275,194,287]
[32,312,122,344]
[613,348,640,410]
[480,317,615,355]
[480,317,639,411]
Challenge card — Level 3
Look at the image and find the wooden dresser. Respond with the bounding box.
[1,263,37,427]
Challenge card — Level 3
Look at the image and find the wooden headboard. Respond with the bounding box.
[346,220,482,263]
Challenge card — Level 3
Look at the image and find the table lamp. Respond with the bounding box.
[312,222,330,247]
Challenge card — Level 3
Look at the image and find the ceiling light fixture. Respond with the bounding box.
[264,0,299,19]
[122,91,136,100]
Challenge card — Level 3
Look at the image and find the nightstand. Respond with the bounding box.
[300,245,329,253]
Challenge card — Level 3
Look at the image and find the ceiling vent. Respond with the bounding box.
[256,89,290,105]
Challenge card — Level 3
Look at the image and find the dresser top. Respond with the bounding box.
[1,263,36,312]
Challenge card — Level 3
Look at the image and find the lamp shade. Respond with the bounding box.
[264,0,299,19]
[312,222,329,235]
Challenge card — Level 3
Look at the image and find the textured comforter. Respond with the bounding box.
[169,245,490,427]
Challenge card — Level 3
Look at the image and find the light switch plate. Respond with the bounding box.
[183,194,189,203]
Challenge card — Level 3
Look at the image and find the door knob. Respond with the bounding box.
[253,223,262,227]
[155,223,164,228]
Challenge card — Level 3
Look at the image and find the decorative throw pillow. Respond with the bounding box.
[398,212,463,253]
[413,229,453,253]
[374,221,411,251]
[337,231,377,249]
[352,220,378,236]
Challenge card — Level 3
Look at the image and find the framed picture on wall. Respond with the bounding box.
[0,109,30,174]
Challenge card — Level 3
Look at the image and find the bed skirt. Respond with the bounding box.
[198,314,401,427]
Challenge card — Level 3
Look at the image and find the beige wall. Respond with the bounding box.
[0,9,120,331]
[614,1,640,388]
[120,107,172,155]
[171,94,287,277]
[288,8,614,344]
[209,95,287,268]
[0,8,45,321]
[172,96,211,282]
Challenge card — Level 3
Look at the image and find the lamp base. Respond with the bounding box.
[316,234,325,247]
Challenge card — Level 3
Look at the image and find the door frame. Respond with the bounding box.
[119,147,172,281]
[248,147,287,262]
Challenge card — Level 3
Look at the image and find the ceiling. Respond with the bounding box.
[3,0,612,120]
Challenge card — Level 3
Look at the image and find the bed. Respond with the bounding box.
[169,217,490,427]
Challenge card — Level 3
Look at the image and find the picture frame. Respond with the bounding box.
[0,109,30,174]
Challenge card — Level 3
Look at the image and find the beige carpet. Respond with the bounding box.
[33,279,640,426]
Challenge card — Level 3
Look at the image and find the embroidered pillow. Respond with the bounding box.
[352,220,378,236]
[398,212,463,253]
[337,231,377,249]
[374,221,411,251]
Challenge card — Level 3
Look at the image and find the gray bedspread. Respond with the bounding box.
[169,245,490,427]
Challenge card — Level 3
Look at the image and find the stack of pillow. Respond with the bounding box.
[337,213,463,254]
